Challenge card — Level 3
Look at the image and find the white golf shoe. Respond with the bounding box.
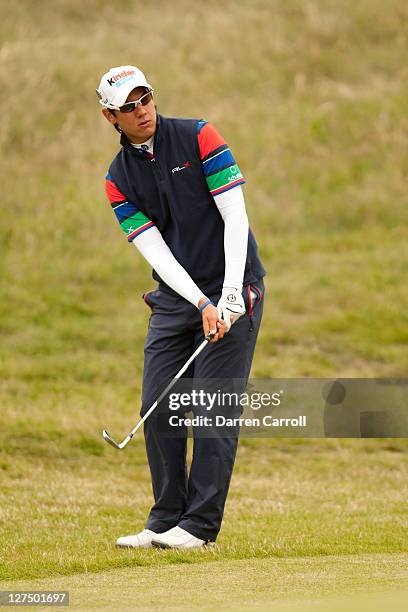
[151,526,210,549]
[115,528,157,548]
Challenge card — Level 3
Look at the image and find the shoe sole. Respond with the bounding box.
[151,540,171,549]
[151,540,216,550]
[115,543,153,549]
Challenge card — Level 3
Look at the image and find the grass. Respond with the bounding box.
[2,555,408,611]
[1,0,407,608]
[0,438,407,582]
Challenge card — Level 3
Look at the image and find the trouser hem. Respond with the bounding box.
[146,520,178,534]
[177,520,218,542]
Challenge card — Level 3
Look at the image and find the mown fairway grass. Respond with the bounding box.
[1,0,407,608]
[2,555,408,611]
[1,437,407,581]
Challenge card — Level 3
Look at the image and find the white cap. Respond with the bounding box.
[96,65,152,109]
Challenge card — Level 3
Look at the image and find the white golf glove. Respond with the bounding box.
[217,287,246,332]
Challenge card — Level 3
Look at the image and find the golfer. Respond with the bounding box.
[97,65,265,549]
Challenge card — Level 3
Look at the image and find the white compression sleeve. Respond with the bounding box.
[213,186,249,291]
[132,227,205,307]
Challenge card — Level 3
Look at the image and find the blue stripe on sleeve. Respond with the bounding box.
[202,148,236,177]
[112,202,139,222]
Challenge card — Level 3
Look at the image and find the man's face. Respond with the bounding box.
[102,86,157,143]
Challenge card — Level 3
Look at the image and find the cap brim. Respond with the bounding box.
[110,79,152,108]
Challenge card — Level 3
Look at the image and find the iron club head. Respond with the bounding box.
[102,429,122,449]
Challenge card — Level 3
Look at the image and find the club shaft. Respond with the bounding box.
[103,333,213,449]
[127,336,210,439]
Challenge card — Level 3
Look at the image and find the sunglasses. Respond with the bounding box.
[115,89,154,113]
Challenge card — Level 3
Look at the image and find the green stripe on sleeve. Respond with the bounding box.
[205,164,244,193]
[120,211,151,235]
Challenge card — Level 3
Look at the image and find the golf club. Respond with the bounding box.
[102,332,215,449]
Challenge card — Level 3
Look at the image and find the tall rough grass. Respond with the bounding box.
[1,0,407,381]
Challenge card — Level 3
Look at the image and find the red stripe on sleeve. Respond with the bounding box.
[197,123,226,160]
[105,178,126,204]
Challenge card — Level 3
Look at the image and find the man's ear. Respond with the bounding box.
[102,108,116,125]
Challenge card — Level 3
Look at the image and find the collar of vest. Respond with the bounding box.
[120,112,163,156]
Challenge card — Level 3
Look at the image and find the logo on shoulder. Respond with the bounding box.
[171,161,191,174]
[227,164,243,182]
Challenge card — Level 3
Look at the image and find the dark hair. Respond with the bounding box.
[107,109,122,133]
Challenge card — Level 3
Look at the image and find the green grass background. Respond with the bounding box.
[0,0,407,608]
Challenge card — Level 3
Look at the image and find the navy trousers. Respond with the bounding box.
[141,279,264,541]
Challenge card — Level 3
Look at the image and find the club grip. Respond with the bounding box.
[205,331,216,342]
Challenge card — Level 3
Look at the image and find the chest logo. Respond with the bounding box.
[171,161,191,174]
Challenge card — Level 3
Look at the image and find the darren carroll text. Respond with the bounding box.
[168,416,307,428]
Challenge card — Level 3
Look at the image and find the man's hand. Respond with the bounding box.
[216,287,246,332]
[198,297,227,343]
